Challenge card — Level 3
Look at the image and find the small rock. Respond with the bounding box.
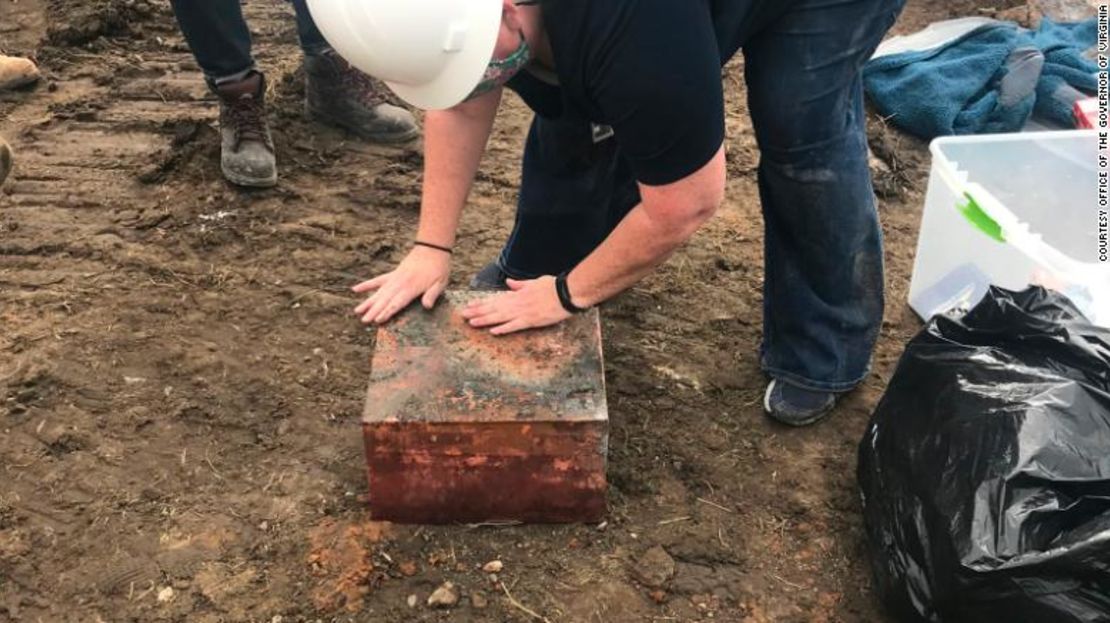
[632,546,676,589]
[399,561,418,576]
[427,581,460,609]
[649,589,668,604]
[156,586,175,603]
[271,617,284,623]
[488,573,499,585]
[481,560,503,573]
[471,592,489,609]
[715,257,741,272]
[406,594,417,608]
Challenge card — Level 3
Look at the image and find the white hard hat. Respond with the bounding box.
[305,0,503,110]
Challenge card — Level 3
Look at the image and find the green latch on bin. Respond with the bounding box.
[957,192,1005,243]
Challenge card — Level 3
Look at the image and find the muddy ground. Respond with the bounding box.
[0,1,1025,621]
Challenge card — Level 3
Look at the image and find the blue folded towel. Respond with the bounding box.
[1033,18,1098,127]
[864,18,1099,139]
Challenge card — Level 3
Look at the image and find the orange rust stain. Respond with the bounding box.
[442,312,572,385]
[305,518,393,613]
[365,422,607,523]
[743,603,772,623]
[399,450,435,465]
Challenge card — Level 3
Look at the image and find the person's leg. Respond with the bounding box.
[290,0,419,143]
[288,0,330,55]
[483,115,639,286]
[169,0,274,187]
[168,0,255,83]
[743,0,905,423]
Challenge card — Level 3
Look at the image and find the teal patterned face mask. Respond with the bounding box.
[463,32,531,102]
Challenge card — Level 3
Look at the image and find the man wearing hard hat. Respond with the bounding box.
[310,0,905,426]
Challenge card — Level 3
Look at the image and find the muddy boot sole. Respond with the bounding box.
[0,74,40,91]
[305,104,420,145]
[0,140,11,186]
[221,163,277,189]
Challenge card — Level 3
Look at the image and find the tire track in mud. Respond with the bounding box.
[0,0,306,339]
[0,3,295,237]
[0,4,356,622]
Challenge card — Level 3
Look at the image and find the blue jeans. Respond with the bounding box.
[500,0,904,392]
[169,0,328,83]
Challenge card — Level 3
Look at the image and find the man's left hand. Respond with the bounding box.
[461,276,572,335]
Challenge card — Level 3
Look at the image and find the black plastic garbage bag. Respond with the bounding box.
[858,286,1110,623]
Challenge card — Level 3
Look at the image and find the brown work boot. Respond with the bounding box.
[0,137,12,186]
[304,51,419,144]
[0,55,39,91]
[215,71,276,188]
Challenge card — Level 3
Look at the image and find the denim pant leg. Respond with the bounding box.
[289,0,330,55]
[743,0,905,392]
[499,115,640,278]
[169,0,254,81]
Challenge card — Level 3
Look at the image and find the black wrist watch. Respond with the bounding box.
[555,272,589,314]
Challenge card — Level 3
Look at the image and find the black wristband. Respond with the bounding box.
[414,240,453,255]
[555,272,589,314]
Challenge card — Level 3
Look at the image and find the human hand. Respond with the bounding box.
[460,276,572,336]
[353,246,451,324]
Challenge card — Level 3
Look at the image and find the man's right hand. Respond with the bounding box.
[351,87,503,326]
[352,246,451,324]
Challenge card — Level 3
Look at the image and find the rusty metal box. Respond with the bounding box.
[363,291,608,524]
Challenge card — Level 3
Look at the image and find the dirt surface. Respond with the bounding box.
[0,1,1023,621]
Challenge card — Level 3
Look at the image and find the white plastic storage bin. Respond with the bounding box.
[908,131,1108,326]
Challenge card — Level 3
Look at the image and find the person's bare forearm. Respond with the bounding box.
[565,203,698,307]
[351,91,502,324]
[415,91,502,247]
[565,146,726,308]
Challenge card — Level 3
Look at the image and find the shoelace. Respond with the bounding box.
[226,94,268,151]
[337,59,389,109]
